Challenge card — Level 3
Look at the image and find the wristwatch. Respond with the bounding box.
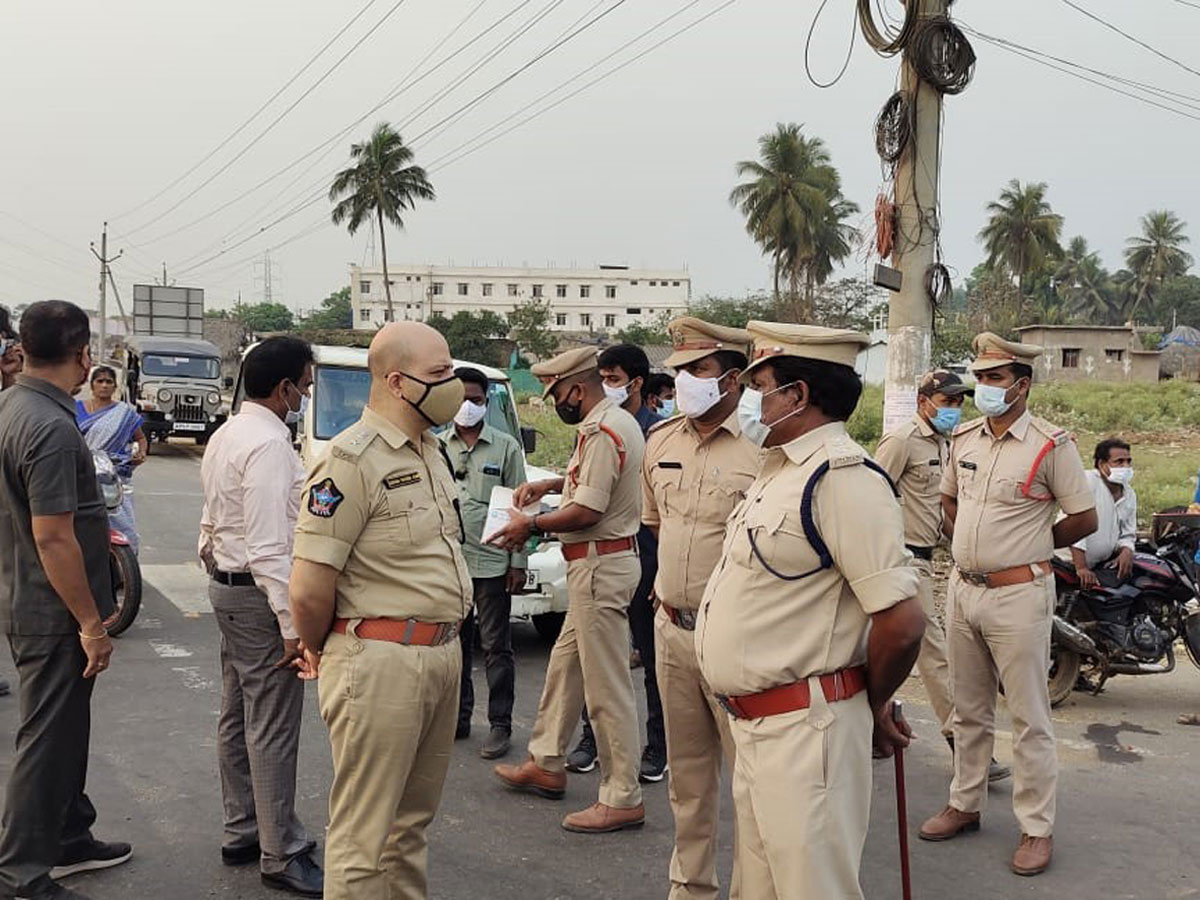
[531,513,543,536]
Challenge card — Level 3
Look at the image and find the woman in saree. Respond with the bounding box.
[76,365,148,553]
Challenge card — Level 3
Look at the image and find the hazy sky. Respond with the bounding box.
[2,0,1198,314]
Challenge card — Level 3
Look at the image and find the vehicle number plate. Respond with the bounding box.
[524,569,539,590]
[175,422,206,432]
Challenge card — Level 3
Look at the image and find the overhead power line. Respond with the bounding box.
[1059,0,1200,79]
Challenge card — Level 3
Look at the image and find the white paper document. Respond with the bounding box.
[481,486,541,544]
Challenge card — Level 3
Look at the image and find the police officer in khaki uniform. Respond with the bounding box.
[697,322,925,899]
[489,347,647,833]
[919,333,1097,877]
[874,370,1012,783]
[645,317,763,900]
[289,322,472,900]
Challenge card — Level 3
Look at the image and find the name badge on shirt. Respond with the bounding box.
[482,463,502,476]
[658,461,683,470]
[959,461,977,471]
[384,471,421,489]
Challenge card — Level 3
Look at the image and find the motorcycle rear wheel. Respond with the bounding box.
[1048,646,1082,708]
[104,543,142,637]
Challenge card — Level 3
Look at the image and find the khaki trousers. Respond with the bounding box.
[914,560,954,736]
[730,687,872,900]
[318,629,460,900]
[528,549,642,809]
[947,570,1057,836]
[655,609,751,900]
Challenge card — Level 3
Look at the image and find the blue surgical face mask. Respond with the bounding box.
[737,389,771,447]
[659,397,675,417]
[930,405,962,435]
[973,382,1016,417]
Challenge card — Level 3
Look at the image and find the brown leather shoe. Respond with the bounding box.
[561,802,645,833]
[918,806,981,842]
[1011,834,1053,876]
[494,757,566,800]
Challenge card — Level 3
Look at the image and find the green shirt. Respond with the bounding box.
[440,423,528,579]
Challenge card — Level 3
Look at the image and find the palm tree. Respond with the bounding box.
[1125,210,1193,318]
[329,122,435,322]
[730,124,854,310]
[978,179,1064,305]
[1055,236,1110,322]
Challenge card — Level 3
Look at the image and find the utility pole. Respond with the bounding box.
[882,0,949,434]
[90,222,122,365]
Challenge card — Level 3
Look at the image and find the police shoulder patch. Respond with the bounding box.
[308,478,345,518]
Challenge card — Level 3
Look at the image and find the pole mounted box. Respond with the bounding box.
[132,284,205,337]
[873,263,903,293]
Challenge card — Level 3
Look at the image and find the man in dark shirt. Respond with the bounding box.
[0,301,131,900]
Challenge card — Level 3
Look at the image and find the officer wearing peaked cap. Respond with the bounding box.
[919,332,1097,878]
[695,321,925,899]
[489,345,648,834]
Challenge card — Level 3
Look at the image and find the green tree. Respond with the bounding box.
[507,296,557,360]
[303,286,352,330]
[234,302,294,332]
[426,310,508,364]
[688,294,776,328]
[978,179,1063,306]
[329,122,435,323]
[811,278,883,331]
[1151,274,1200,330]
[1125,210,1193,319]
[729,124,857,315]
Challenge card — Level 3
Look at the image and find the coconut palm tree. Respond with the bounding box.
[1125,210,1193,318]
[730,124,853,310]
[329,122,435,323]
[1055,236,1110,321]
[978,179,1064,305]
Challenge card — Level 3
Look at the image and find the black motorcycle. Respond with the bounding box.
[93,453,142,636]
[1048,512,1200,707]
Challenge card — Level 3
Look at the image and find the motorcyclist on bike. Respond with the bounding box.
[1064,438,1136,590]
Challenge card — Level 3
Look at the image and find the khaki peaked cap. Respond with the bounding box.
[531,346,600,398]
[969,332,1043,373]
[664,316,751,368]
[740,321,869,382]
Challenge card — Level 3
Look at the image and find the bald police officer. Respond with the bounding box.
[697,322,924,899]
[646,317,762,899]
[289,322,472,900]
[874,370,1012,783]
[490,346,647,833]
[919,333,1097,877]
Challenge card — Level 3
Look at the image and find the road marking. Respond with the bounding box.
[142,564,212,616]
[149,640,192,658]
[172,666,215,691]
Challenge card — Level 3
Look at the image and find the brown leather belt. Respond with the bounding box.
[561,536,636,562]
[716,666,867,720]
[662,603,697,631]
[331,617,462,646]
[956,560,1052,589]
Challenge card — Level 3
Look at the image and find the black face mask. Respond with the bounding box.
[554,387,583,425]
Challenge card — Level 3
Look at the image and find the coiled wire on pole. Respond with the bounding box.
[908,15,976,95]
[925,263,952,307]
[856,0,916,57]
[875,91,912,174]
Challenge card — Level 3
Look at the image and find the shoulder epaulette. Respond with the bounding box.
[647,416,680,437]
[1030,417,1073,447]
[331,425,378,461]
[825,435,865,469]
[579,420,602,436]
[952,417,987,437]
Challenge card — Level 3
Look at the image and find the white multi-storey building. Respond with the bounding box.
[348,263,690,332]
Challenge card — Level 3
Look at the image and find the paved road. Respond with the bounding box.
[1,441,1198,899]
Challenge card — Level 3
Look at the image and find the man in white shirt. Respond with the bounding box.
[199,336,322,897]
[1070,438,1137,588]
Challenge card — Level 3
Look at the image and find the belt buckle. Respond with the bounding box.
[716,694,741,718]
[679,609,697,630]
[440,621,461,645]
[960,570,987,587]
[829,670,845,702]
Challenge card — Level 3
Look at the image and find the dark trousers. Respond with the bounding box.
[458,575,515,733]
[0,634,98,895]
[580,527,665,756]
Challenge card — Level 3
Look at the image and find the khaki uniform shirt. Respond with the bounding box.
[293,407,471,623]
[440,424,528,579]
[642,411,761,610]
[696,422,918,697]
[942,410,1094,574]
[561,398,645,545]
[874,414,946,549]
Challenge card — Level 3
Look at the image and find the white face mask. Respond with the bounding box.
[674,370,728,419]
[603,382,630,406]
[737,389,771,447]
[454,399,487,428]
[1106,466,1134,486]
[973,381,1017,418]
[284,384,308,426]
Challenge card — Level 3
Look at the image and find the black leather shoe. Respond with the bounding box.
[16,881,91,899]
[50,840,132,879]
[480,727,511,760]
[221,841,261,866]
[261,853,323,897]
[455,722,471,741]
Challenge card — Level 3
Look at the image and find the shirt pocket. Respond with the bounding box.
[741,504,822,575]
[650,466,686,518]
[384,490,439,544]
[698,479,745,525]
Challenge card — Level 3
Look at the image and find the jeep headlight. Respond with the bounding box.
[206,392,220,405]
[157,388,172,403]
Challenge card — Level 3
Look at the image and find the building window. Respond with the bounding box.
[1062,348,1080,368]
[626,307,641,315]
[405,275,412,281]
[415,276,421,282]
[359,308,370,321]
[556,284,567,298]
[672,280,680,286]
[457,283,469,296]
[1106,349,1124,361]
[604,313,616,328]
[605,286,617,299]
[359,280,371,294]
[631,280,639,285]
[650,280,657,286]
[432,282,444,295]
[532,284,544,298]
[555,313,567,327]
[580,285,591,298]
[482,283,493,296]
[581,313,592,327]
[507,283,519,297]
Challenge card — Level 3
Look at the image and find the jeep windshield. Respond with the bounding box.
[313,365,521,441]
[142,353,220,380]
